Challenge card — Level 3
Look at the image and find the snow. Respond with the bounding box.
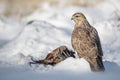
[0,0,120,80]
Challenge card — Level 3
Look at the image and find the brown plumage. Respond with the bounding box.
[71,12,105,72]
[29,46,75,66]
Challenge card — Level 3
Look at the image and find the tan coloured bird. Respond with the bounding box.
[29,46,75,66]
[71,12,105,72]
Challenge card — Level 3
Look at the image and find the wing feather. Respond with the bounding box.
[72,26,103,58]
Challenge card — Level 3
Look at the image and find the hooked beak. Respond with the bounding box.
[71,16,75,20]
[71,17,74,20]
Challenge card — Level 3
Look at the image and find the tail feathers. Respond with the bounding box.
[86,56,105,72]
[97,56,105,71]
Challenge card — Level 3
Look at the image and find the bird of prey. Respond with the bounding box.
[71,12,105,72]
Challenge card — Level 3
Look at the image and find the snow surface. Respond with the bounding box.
[0,0,120,80]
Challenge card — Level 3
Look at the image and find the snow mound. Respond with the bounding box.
[53,58,90,72]
[0,20,72,65]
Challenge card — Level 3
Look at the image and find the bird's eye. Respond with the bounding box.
[75,16,79,17]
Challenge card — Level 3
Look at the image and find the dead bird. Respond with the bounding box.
[29,46,75,66]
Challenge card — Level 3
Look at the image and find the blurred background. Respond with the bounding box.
[0,0,119,21]
[0,0,104,19]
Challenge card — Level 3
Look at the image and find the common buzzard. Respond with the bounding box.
[71,12,105,72]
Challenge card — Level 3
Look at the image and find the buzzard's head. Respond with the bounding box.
[71,12,86,23]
